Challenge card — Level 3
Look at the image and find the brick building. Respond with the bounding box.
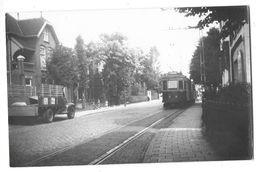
[6,13,59,87]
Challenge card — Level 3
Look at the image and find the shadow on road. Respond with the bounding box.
[8,116,68,126]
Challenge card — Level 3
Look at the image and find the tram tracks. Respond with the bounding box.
[89,108,185,165]
[22,109,163,166]
[23,108,186,166]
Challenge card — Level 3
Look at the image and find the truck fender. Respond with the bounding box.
[66,103,75,109]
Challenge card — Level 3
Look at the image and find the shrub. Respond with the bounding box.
[202,82,253,159]
[131,83,143,96]
[216,82,251,105]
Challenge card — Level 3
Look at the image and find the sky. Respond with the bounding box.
[8,8,205,76]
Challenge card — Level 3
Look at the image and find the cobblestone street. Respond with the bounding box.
[144,104,219,163]
[9,100,164,166]
[8,101,223,166]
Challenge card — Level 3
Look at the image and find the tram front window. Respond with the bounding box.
[168,80,178,90]
[163,81,167,90]
[179,80,183,90]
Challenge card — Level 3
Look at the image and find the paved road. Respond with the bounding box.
[9,100,169,166]
[144,104,219,162]
[9,101,215,167]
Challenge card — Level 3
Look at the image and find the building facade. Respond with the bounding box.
[6,13,59,87]
[220,21,251,86]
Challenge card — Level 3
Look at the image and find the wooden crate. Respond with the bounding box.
[37,84,64,97]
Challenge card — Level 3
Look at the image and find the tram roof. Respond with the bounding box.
[160,72,189,80]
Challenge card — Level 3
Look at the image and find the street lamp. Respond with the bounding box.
[17,55,25,85]
[17,55,25,61]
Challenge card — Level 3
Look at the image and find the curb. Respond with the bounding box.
[75,99,162,117]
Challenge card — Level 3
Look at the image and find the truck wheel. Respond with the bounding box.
[43,108,54,123]
[67,106,75,119]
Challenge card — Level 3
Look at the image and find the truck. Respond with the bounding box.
[8,84,75,123]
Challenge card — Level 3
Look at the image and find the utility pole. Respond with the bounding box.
[199,29,206,84]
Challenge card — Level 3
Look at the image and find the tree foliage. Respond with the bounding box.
[189,47,201,85]
[47,45,78,87]
[100,33,136,105]
[47,32,161,106]
[189,28,221,87]
[139,47,160,90]
[75,35,89,89]
[175,6,249,38]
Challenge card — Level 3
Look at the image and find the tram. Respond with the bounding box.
[160,72,195,108]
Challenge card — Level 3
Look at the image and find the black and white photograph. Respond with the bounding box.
[1,0,258,171]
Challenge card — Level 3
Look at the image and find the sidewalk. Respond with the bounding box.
[144,104,220,162]
[75,99,161,117]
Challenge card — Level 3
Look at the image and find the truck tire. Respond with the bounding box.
[67,106,75,119]
[43,108,54,123]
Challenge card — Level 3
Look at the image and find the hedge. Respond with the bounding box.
[202,83,253,159]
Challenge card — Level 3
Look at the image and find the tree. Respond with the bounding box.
[47,45,78,87]
[74,35,89,104]
[189,28,222,87]
[100,33,136,105]
[139,47,161,90]
[85,41,104,102]
[189,46,201,85]
[175,6,249,38]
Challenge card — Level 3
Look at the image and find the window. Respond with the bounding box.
[178,80,183,90]
[41,77,46,84]
[43,30,49,42]
[233,50,245,83]
[25,76,32,86]
[167,80,178,90]
[47,47,53,61]
[237,50,245,82]
[163,81,167,90]
[40,46,46,70]
[233,60,238,83]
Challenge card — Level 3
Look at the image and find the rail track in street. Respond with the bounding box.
[89,110,185,165]
[23,107,187,166]
[22,109,164,166]
[88,108,186,165]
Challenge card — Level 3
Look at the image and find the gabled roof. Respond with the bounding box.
[5,13,23,36]
[12,36,37,51]
[6,13,59,50]
[18,17,46,36]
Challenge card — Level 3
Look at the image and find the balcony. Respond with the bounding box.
[12,62,34,73]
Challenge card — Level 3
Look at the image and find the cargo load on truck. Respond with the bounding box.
[8,84,75,123]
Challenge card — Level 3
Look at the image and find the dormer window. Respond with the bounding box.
[43,30,49,42]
